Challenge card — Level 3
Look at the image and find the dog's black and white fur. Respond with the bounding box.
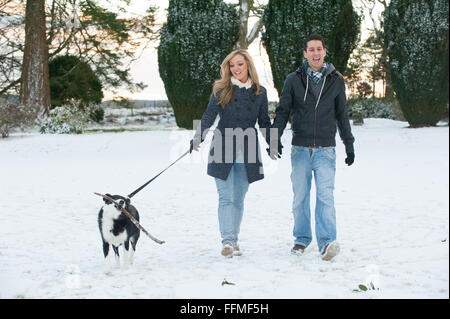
[98,194,140,273]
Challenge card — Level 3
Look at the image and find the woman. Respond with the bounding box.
[190,49,275,258]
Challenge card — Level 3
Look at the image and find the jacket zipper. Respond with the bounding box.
[313,77,327,147]
[313,109,317,147]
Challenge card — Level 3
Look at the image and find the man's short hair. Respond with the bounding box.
[304,34,326,51]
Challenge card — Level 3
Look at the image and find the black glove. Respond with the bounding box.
[190,138,201,153]
[266,139,283,160]
[345,152,355,166]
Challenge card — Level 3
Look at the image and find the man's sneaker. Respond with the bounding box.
[232,243,242,256]
[291,244,306,256]
[321,241,340,261]
[221,242,234,258]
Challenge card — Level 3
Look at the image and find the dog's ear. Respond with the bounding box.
[103,193,113,205]
[126,197,130,206]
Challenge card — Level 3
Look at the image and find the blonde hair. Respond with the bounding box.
[213,49,261,108]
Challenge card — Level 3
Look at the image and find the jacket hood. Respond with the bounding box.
[324,63,336,76]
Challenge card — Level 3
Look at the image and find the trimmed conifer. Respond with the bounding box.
[158,0,239,129]
[262,0,361,96]
[384,0,449,126]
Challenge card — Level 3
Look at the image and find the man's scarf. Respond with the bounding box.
[303,59,327,84]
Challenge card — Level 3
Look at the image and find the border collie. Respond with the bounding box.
[98,194,140,274]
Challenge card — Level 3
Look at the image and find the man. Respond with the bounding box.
[271,33,355,261]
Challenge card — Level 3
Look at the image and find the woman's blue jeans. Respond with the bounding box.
[215,163,249,245]
[290,146,337,253]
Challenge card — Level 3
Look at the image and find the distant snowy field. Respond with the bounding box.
[0,119,448,299]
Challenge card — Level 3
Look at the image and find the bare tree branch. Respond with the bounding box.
[0,77,19,95]
[246,17,263,46]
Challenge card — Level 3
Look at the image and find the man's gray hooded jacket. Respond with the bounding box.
[272,63,354,153]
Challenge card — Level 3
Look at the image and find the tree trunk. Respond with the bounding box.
[237,0,264,49]
[19,0,50,115]
[237,0,252,49]
[384,64,395,100]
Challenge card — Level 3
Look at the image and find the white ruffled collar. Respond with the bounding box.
[231,76,252,89]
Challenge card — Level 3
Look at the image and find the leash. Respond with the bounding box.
[127,149,190,199]
[94,150,189,245]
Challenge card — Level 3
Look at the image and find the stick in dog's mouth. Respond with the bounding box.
[94,192,165,245]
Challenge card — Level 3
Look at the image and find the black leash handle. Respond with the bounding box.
[127,149,190,199]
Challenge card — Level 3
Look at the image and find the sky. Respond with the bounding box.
[104,0,384,102]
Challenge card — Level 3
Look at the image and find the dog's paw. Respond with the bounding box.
[104,268,113,276]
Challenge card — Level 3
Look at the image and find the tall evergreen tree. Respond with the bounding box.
[362,34,385,97]
[262,0,361,96]
[360,0,395,100]
[158,0,239,129]
[345,47,368,98]
[384,0,449,126]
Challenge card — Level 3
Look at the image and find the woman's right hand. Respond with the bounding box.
[190,138,201,153]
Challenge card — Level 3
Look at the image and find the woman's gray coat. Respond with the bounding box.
[194,84,271,183]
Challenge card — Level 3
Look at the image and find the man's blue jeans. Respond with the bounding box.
[290,145,337,253]
[215,163,249,245]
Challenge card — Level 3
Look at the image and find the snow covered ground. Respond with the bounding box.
[90,104,176,131]
[0,119,448,299]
